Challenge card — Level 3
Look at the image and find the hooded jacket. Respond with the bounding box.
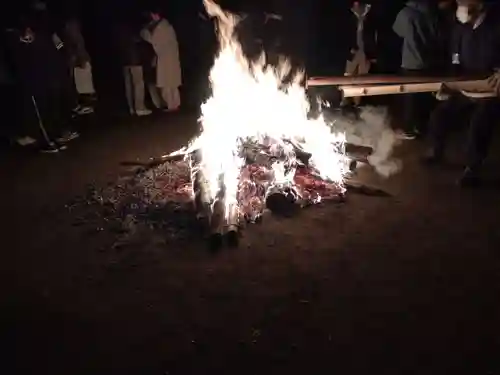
[393,0,441,70]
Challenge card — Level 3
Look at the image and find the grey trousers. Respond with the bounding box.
[123,66,147,113]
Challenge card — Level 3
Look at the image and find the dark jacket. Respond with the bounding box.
[5,28,67,95]
[116,25,155,67]
[393,0,441,70]
[450,10,500,75]
[346,7,379,61]
[62,19,90,67]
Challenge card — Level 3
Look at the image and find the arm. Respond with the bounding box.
[486,24,500,96]
[52,33,64,50]
[140,27,152,43]
[392,9,408,38]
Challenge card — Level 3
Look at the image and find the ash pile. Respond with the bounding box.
[66,140,353,250]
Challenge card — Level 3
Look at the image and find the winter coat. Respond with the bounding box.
[117,25,156,67]
[5,28,67,95]
[141,18,182,88]
[393,1,441,70]
[450,9,500,75]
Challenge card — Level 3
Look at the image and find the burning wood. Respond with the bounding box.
[152,1,396,249]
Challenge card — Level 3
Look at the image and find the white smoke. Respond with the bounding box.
[327,106,402,177]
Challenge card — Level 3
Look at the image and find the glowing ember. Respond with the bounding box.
[170,0,350,228]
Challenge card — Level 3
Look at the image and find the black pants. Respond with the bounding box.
[0,84,19,140]
[428,95,500,168]
[25,86,72,142]
[401,69,435,134]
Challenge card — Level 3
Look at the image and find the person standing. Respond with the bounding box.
[141,9,182,112]
[118,22,153,116]
[393,0,443,139]
[344,0,378,106]
[6,17,78,153]
[422,0,500,187]
[62,17,96,112]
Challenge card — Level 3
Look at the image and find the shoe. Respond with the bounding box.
[397,130,418,140]
[77,106,94,115]
[457,167,482,188]
[16,136,37,146]
[39,141,60,153]
[56,131,80,143]
[421,149,443,166]
[73,105,94,116]
[162,107,179,113]
[136,109,152,116]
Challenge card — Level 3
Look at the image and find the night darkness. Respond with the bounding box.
[3,1,500,374]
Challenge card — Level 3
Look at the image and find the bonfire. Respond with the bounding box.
[164,0,358,244]
[67,0,401,249]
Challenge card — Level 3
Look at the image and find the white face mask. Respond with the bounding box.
[456,5,471,24]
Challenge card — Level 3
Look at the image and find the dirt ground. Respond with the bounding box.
[1,110,500,375]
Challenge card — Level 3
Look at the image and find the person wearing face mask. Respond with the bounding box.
[422,0,500,187]
[343,1,379,106]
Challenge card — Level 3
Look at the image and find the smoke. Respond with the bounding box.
[327,106,402,177]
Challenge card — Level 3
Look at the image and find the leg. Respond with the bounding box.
[424,95,471,162]
[342,59,358,106]
[74,62,96,95]
[148,84,164,109]
[160,87,181,110]
[130,66,147,112]
[123,67,134,114]
[413,93,435,135]
[458,99,499,187]
[402,93,430,135]
[143,64,163,109]
[465,99,499,169]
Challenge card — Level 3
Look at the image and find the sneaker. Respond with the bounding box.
[16,136,37,146]
[136,109,152,116]
[73,105,94,116]
[397,131,418,140]
[77,106,94,115]
[39,142,60,153]
[457,167,481,188]
[56,131,80,143]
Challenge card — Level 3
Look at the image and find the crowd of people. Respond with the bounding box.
[1,0,500,187]
[0,1,182,153]
[335,0,500,187]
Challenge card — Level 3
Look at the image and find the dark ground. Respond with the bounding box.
[1,108,500,375]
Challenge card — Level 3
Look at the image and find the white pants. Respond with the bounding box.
[74,62,95,94]
[149,85,181,110]
[344,51,371,105]
[123,66,147,113]
[345,50,371,76]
